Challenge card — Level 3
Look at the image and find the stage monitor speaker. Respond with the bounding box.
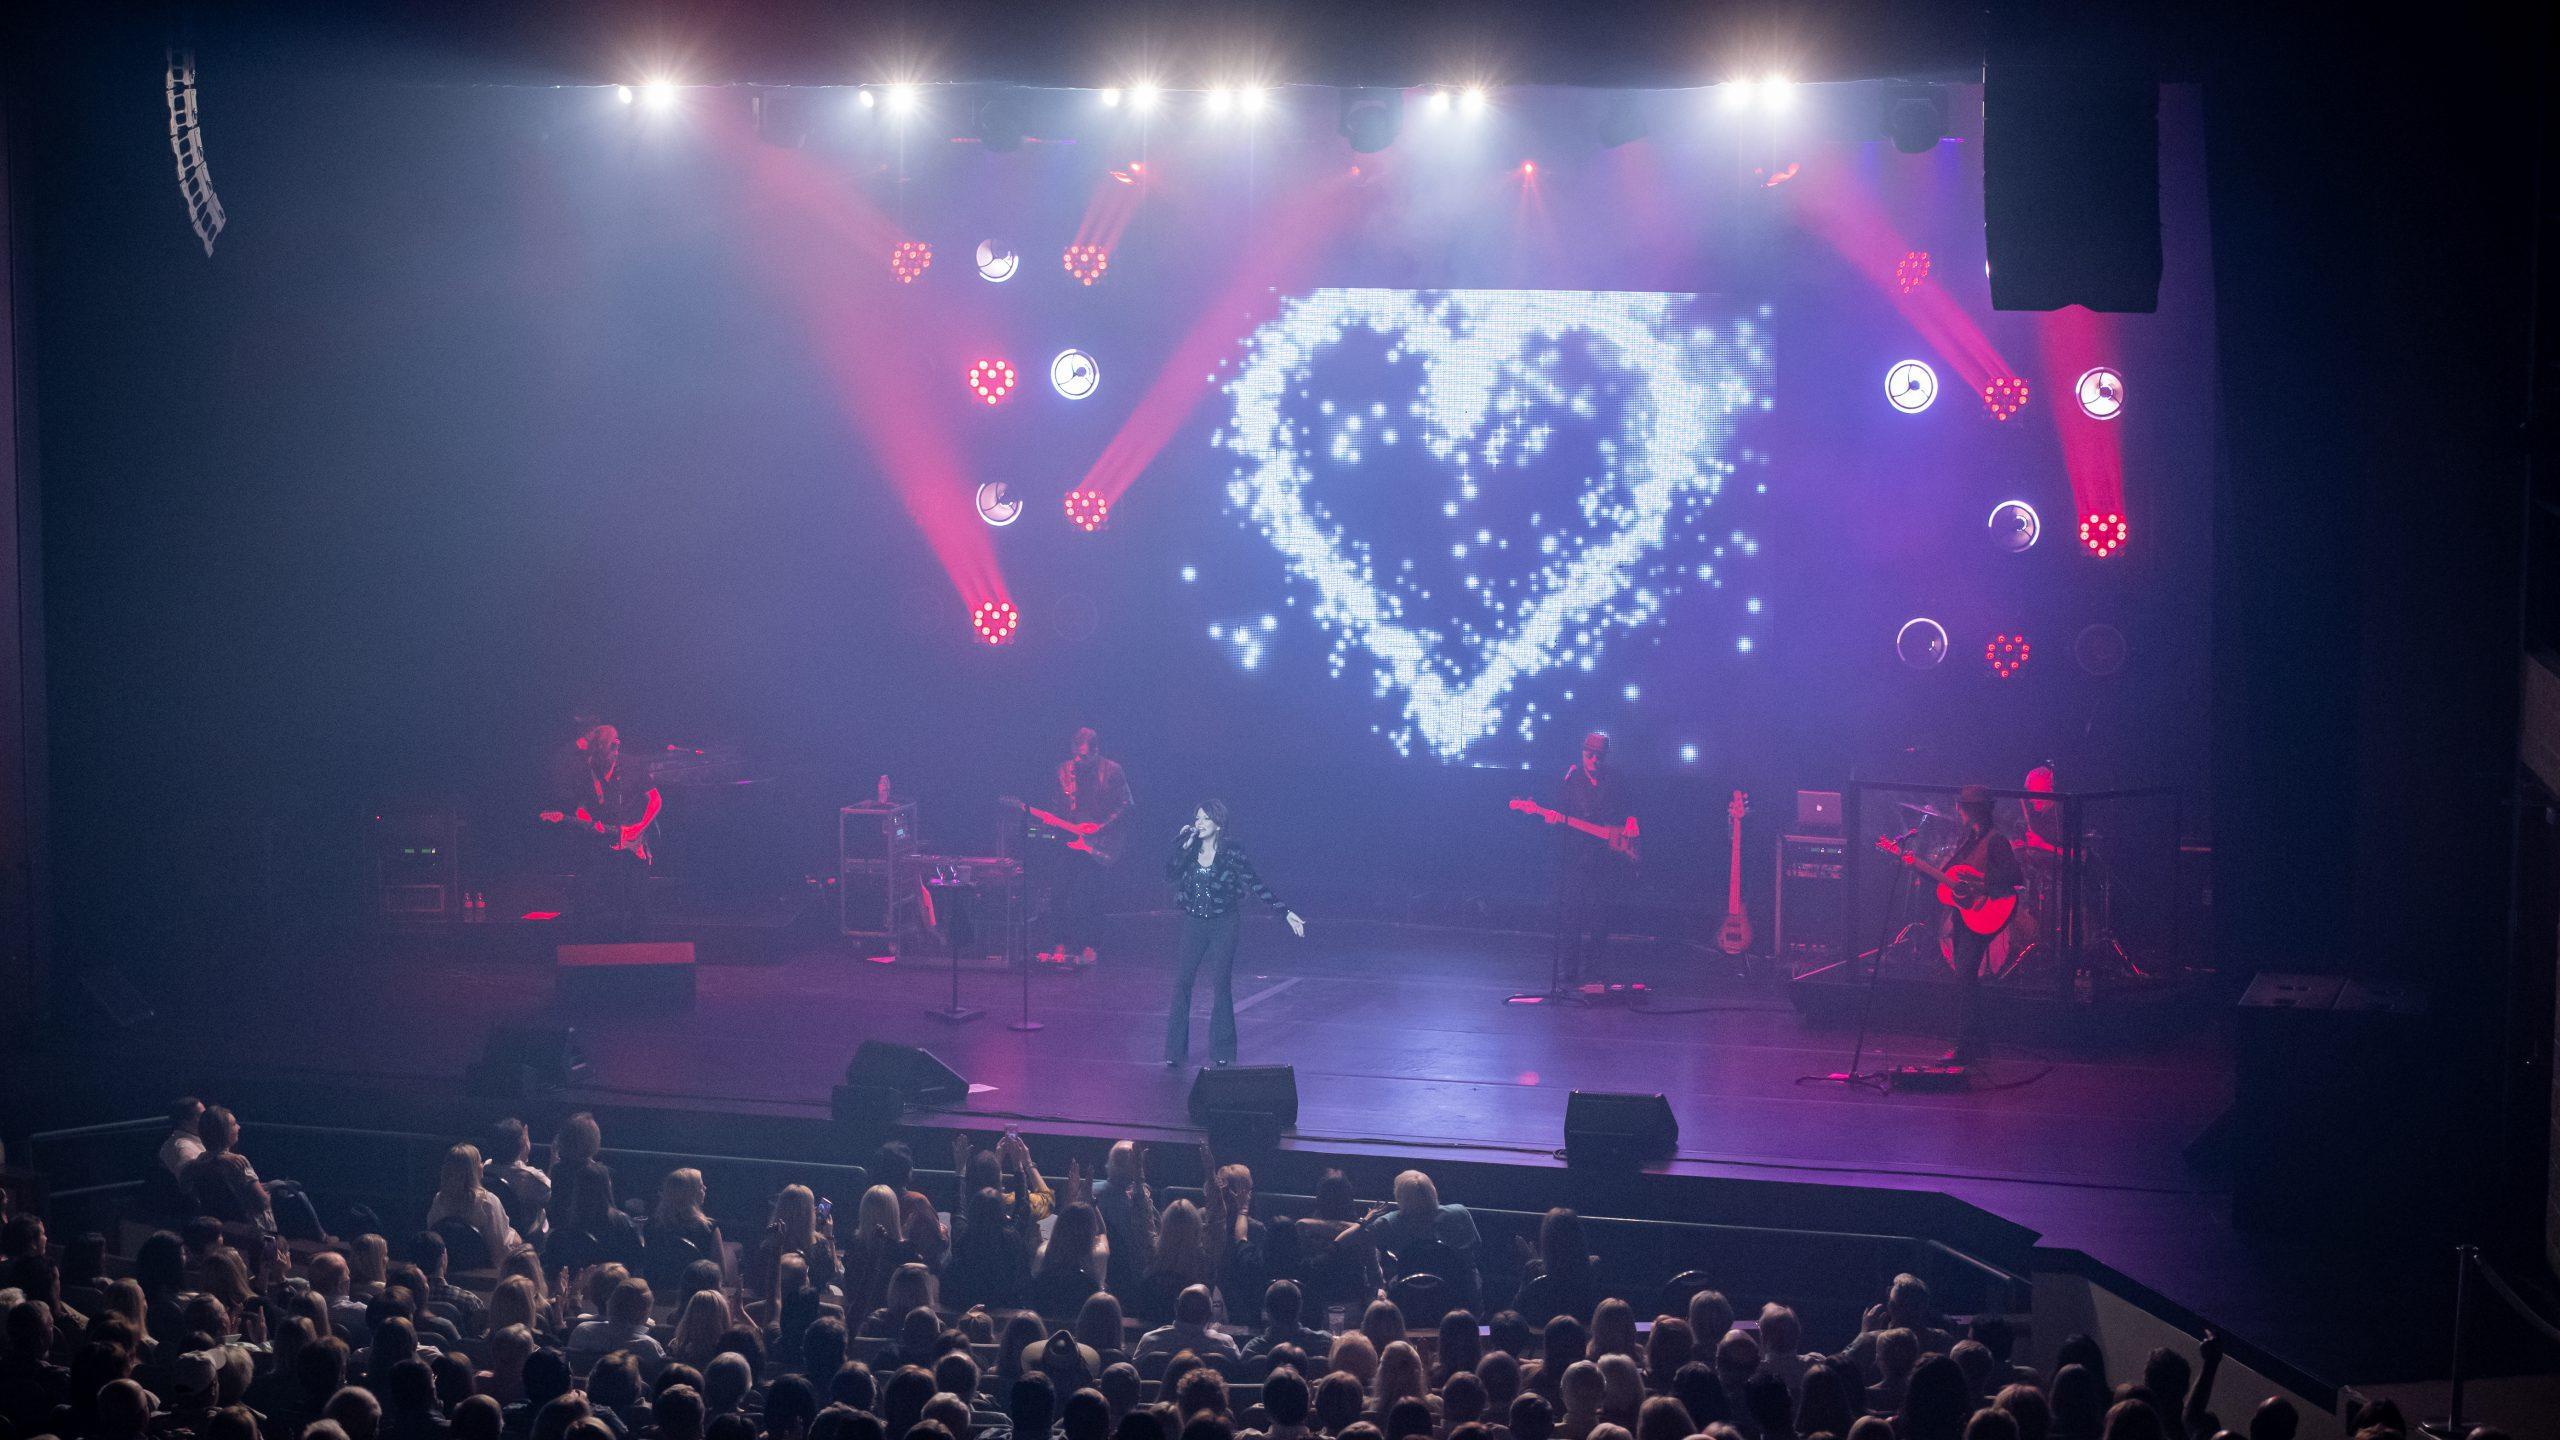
[844,1040,970,1104]
[557,941,697,1008]
[466,1025,589,1097]
[1188,1065,1298,1150]
[1564,1090,1678,1169]
[830,1081,907,1142]
[1982,40,2160,312]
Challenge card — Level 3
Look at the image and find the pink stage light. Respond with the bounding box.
[890,240,933,283]
[966,358,1017,404]
[2079,512,2128,557]
[1064,488,1110,531]
[972,599,1021,644]
[1982,375,2030,421]
[1986,633,2031,679]
[1063,242,1110,285]
[1896,250,1932,294]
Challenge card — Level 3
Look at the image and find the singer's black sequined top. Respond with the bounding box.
[1167,840,1289,920]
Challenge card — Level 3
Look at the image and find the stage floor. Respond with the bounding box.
[128,909,2432,1385]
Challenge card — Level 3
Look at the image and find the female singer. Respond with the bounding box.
[1165,800,1305,1068]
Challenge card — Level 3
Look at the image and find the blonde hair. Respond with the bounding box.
[855,1184,903,1242]
[1392,1170,1438,1212]
[1327,1332,1378,1387]
[436,1144,487,1210]
[771,1185,821,1253]
[500,1246,548,1305]
[1154,1199,1208,1285]
[1561,1361,1605,1417]
[1596,1354,1642,1413]
[487,1275,543,1334]
[104,1278,146,1326]
[882,1262,936,1316]
[658,1169,710,1229]
[1588,1298,1638,1359]
[669,1289,735,1367]
[1375,1341,1429,1406]
[349,1235,389,1289]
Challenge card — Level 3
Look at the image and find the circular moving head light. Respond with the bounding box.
[1051,348,1100,399]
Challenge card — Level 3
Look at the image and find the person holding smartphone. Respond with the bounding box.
[1164,800,1305,1069]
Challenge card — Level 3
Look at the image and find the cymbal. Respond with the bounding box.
[1897,801,1954,819]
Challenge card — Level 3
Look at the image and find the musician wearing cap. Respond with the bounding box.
[1554,731,1637,985]
[1929,785,2024,1065]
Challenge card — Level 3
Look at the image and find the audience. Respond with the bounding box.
[0,1110,2339,1440]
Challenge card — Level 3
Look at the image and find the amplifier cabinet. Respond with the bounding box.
[1774,833,1845,960]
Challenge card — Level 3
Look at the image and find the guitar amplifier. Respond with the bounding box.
[1773,833,1846,961]
[841,802,922,936]
[373,808,461,924]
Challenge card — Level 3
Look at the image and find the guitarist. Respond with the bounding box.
[1939,785,2023,1065]
[1048,726,1133,967]
[1554,732,1635,985]
[542,723,661,939]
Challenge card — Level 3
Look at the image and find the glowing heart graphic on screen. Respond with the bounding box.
[1219,289,1768,760]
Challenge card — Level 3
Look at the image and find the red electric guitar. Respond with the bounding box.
[1507,797,1641,863]
[1874,835,2017,936]
[1717,791,1753,954]
[537,809,654,865]
[1002,796,1123,865]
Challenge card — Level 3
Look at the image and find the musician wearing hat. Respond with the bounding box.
[1938,785,2024,1065]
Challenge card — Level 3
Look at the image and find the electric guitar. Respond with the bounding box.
[537,809,654,865]
[1507,798,1641,863]
[1874,835,2017,936]
[1002,796,1124,865]
[1718,791,1753,955]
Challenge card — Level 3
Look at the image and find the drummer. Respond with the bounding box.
[2018,766,2064,857]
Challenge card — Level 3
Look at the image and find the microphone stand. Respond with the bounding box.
[1806,823,1924,1091]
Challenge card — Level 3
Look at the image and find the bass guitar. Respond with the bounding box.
[1874,835,2016,936]
[1507,797,1641,863]
[537,810,653,865]
[1718,790,1753,954]
[1002,796,1124,865]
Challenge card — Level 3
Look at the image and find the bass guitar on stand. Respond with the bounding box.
[1718,790,1753,955]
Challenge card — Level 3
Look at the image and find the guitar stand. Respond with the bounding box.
[1004,874,1041,1033]
[1505,935,1592,1007]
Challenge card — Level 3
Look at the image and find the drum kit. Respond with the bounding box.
[1890,798,2142,982]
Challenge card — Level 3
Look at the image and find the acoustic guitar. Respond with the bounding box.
[1717,790,1753,954]
[1874,835,2018,936]
[1507,797,1641,863]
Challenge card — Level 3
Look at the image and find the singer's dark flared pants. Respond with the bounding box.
[1165,910,1242,1063]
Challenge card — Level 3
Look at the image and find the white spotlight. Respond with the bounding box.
[1762,74,1796,110]
[641,79,680,111]
[1721,78,1757,110]
[1461,86,1489,115]
[616,84,635,105]
[1100,87,1123,107]
[856,88,877,110]
[1130,82,1162,112]
[1205,86,1234,115]
[1425,88,1453,115]
[1240,85,1269,114]
[887,83,920,114]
